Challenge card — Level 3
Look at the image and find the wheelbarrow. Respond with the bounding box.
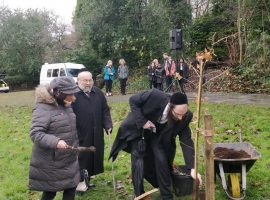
[213,142,261,200]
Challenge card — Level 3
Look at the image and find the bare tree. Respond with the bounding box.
[190,0,211,18]
[237,0,243,64]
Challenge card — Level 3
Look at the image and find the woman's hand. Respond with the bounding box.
[190,168,203,189]
[56,140,68,149]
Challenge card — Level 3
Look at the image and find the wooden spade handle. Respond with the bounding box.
[67,145,96,152]
[134,188,159,200]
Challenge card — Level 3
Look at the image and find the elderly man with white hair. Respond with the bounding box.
[72,71,113,191]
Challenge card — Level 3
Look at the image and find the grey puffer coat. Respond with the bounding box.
[29,85,80,192]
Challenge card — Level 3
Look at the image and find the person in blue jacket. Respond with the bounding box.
[104,60,115,96]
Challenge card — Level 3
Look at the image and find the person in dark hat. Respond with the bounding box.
[29,77,80,200]
[110,89,202,199]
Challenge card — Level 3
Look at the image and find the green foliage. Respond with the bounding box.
[188,0,237,58]
[1,0,270,93]
[0,102,269,199]
[4,75,35,87]
[0,6,72,88]
[73,0,192,68]
[231,32,270,92]
[186,0,270,92]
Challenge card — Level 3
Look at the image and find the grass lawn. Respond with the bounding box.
[0,102,269,200]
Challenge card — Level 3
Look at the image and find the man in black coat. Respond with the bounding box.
[110,89,202,199]
[176,58,189,94]
[72,71,113,190]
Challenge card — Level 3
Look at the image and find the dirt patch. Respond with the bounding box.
[214,147,251,159]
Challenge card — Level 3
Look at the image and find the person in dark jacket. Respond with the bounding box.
[72,71,113,190]
[29,77,81,200]
[154,63,165,91]
[176,58,189,94]
[110,89,202,199]
[147,62,156,89]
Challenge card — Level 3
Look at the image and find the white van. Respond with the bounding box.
[40,63,86,85]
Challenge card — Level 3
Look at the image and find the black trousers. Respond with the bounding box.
[131,134,173,200]
[105,79,113,93]
[149,80,157,89]
[178,79,186,94]
[119,78,127,94]
[41,187,76,200]
[156,82,163,91]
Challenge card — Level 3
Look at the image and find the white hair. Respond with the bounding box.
[78,71,92,80]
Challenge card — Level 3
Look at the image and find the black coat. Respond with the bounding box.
[110,89,194,169]
[147,66,156,81]
[154,67,165,84]
[72,86,113,176]
[176,62,189,79]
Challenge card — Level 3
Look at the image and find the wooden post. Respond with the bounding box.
[204,114,215,200]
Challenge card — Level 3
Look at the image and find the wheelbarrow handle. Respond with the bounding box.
[218,162,227,190]
[241,164,246,190]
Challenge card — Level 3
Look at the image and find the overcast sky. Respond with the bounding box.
[2,0,77,25]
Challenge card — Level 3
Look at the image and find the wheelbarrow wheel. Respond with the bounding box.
[228,173,241,198]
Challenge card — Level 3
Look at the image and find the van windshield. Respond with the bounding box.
[66,68,81,77]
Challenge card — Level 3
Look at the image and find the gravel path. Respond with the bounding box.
[0,90,270,107]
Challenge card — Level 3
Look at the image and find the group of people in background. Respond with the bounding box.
[102,58,129,97]
[147,59,164,91]
[147,53,190,93]
[98,53,190,97]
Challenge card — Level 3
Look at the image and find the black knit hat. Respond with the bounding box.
[50,77,80,94]
[170,92,188,105]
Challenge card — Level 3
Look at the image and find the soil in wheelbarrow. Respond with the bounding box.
[214,147,251,159]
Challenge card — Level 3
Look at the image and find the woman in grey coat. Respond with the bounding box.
[29,77,81,200]
[118,58,129,95]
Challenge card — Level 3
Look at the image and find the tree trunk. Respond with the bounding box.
[237,0,243,64]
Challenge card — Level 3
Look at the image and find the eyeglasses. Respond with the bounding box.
[81,79,93,83]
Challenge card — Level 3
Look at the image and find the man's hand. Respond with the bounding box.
[143,120,155,130]
[106,128,112,134]
[190,168,202,189]
[56,140,68,149]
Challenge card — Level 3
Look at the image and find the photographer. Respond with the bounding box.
[176,58,189,94]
